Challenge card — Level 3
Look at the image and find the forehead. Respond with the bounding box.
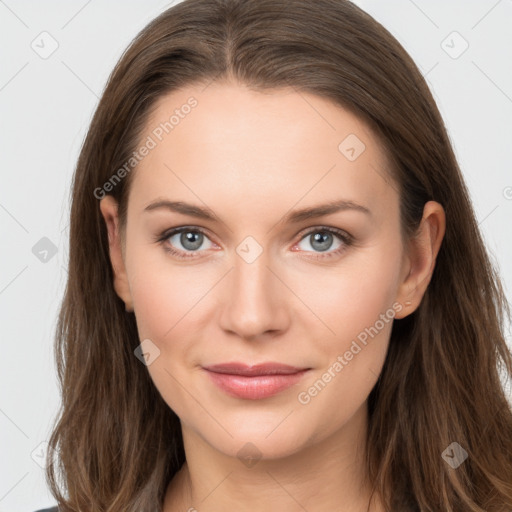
[129,82,397,218]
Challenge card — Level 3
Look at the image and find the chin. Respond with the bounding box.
[196,418,314,463]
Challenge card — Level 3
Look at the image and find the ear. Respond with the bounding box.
[394,200,446,319]
[99,195,134,312]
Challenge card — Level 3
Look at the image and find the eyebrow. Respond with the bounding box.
[143,199,371,223]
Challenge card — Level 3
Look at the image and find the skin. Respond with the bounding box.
[100,82,445,512]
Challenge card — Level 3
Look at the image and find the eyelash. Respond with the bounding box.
[155,226,354,261]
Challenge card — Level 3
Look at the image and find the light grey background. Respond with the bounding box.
[0,1,511,510]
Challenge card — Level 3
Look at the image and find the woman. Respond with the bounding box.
[37,0,512,510]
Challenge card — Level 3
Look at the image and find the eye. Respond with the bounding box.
[156,227,216,259]
[155,226,353,260]
[292,227,353,260]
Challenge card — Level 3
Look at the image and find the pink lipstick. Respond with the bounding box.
[202,362,310,400]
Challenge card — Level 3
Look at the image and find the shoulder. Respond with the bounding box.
[33,507,58,512]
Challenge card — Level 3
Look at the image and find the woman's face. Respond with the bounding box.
[101,82,416,460]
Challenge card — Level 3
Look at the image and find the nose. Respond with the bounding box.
[218,249,290,341]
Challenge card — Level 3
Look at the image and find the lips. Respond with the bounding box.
[203,362,308,376]
[202,362,310,399]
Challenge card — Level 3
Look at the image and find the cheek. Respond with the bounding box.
[292,253,400,436]
[126,243,218,343]
[127,260,213,420]
[289,238,403,350]
[288,239,402,411]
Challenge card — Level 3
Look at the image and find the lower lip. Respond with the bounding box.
[204,369,309,400]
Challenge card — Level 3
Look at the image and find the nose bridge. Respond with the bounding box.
[219,244,287,339]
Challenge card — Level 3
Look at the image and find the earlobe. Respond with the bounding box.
[394,201,446,319]
[99,196,134,312]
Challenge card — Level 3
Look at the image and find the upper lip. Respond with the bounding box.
[203,362,309,376]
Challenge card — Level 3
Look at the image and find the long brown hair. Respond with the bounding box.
[46,0,512,510]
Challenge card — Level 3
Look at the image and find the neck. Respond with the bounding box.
[164,403,384,512]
